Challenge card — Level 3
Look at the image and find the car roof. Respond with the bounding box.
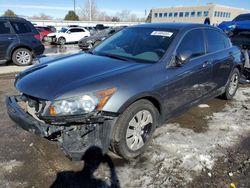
[64,27,84,30]
[130,23,216,31]
[237,13,250,16]
[0,16,28,22]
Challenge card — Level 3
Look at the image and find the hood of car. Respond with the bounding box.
[79,35,102,43]
[15,53,145,100]
[47,32,64,37]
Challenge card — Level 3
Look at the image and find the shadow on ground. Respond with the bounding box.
[51,146,121,188]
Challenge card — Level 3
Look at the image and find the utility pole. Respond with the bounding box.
[74,0,76,13]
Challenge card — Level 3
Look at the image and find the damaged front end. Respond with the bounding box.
[6,95,118,160]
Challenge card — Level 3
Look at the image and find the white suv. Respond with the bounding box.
[46,27,90,45]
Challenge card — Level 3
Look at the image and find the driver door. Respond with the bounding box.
[163,29,213,117]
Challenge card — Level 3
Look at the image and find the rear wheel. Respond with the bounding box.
[12,48,32,66]
[111,99,159,160]
[222,68,240,100]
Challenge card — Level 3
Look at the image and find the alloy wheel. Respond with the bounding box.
[16,51,31,65]
[228,73,239,95]
[126,110,153,151]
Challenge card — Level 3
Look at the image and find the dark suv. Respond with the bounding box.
[0,17,44,66]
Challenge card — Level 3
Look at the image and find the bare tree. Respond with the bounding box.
[80,0,99,21]
[116,10,131,22]
[31,13,53,20]
[97,11,112,21]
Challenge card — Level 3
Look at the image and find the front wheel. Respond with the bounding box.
[111,99,159,160]
[58,37,66,45]
[222,68,240,100]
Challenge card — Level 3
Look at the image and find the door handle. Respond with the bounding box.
[202,61,211,67]
[8,37,16,40]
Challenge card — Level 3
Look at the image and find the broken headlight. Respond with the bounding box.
[49,88,116,116]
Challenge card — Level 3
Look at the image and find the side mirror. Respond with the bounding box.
[67,31,71,34]
[175,50,192,66]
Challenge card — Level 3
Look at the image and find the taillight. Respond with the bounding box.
[34,34,41,41]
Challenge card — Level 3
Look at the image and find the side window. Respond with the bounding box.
[109,30,116,35]
[68,29,76,33]
[176,29,205,59]
[0,21,11,34]
[10,21,32,34]
[205,29,230,53]
[70,28,84,33]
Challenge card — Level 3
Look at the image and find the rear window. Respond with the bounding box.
[0,21,11,34]
[204,29,231,53]
[233,14,250,21]
[10,21,32,34]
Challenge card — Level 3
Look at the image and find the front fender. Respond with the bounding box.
[115,91,163,114]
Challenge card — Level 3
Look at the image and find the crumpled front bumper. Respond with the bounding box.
[6,96,117,160]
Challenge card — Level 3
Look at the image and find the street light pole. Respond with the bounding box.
[74,0,76,13]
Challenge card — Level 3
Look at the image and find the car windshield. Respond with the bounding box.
[59,28,67,33]
[92,27,177,63]
[233,14,250,21]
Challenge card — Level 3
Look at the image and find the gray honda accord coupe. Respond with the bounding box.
[6,23,243,160]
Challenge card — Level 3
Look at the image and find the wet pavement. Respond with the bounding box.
[0,44,81,75]
[0,44,249,187]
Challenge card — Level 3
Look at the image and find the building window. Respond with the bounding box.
[174,12,178,17]
[179,12,184,17]
[154,13,158,17]
[204,11,209,17]
[214,11,217,17]
[223,12,226,17]
[159,13,163,18]
[191,11,195,17]
[197,11,202,17]
[164,13,167,17]
[169,12,173,17]
[228,13,231,18]
[220,12,223,17]
[185,12,189,17]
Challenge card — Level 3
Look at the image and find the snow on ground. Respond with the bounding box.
[0,160,26,188]
[198,104,210,108]
[113,87,250,187]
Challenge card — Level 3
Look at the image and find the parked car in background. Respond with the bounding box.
[35,26,53,41]
[46,25,57,33]
[95,24,105,30]
[67,25,81,28]
[78,26,126,49]
[46,27,90,45]
[0,17,44,66]
[84,26,97,35]
[218,13,250,82]
[6,23,243,160]
[218,13,250,47]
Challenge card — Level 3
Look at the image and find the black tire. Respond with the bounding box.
[58,37,66,45]
[111,99,159,160]
[221,68,240,100]
[12,48,32,66]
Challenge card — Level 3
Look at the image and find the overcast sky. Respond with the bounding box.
[0,0,249,19]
